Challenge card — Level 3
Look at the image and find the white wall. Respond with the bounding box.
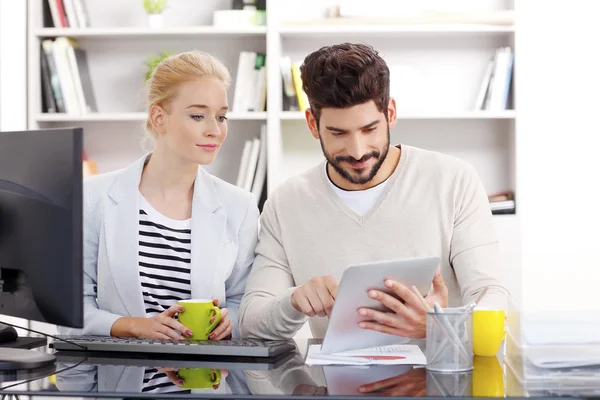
[515,0,600,312]
[0,0,27,131]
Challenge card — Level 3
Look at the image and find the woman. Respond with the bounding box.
[62,50,259,341]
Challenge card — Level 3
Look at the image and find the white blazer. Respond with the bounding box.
[59,153,259,339]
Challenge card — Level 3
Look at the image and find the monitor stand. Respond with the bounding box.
[0,348,56,371]
[0,324,55,371]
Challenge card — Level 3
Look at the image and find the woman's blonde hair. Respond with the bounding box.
[144,50,231,139]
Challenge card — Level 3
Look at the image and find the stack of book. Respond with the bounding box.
[280,56,308,112]
[44,0,90,29]
[488,190,515,215]
[232,52,267,113]
[40,37,97,115]
[235,125,267,206]
[82,151,98,178]
[474,46,514,111]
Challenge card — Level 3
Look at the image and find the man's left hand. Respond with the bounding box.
[358,367,426,396]
[357,269,448,338]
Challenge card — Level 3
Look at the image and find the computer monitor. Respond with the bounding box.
[0,127,84,370]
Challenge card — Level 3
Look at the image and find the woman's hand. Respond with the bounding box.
[209,298,232,340]
[160,368,229,390]
[111,305,192,340]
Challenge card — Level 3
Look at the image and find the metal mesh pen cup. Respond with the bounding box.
[426,370,473,397]
[425,307,473,372]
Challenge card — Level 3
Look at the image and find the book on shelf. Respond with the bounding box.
[232,52,267,113]
[488,190,515,214]
[45,0,90,29]
[40,37,97,115]
[280,56,309,112]
[474,46,514,111]
[235,124,267,207]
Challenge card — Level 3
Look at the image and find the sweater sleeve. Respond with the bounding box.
[238,198,308,340]
[449,164,511,310]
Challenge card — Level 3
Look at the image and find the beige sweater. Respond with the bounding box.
[239,145,510,340]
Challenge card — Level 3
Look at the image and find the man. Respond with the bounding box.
[238,43,509,341]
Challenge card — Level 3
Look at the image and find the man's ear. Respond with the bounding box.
[306,108,319,140]
[149,104,167,135]
[387,97,397,130]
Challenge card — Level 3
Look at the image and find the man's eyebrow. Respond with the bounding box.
[325,119,380,132]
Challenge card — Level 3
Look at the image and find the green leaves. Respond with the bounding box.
[143,0,168,14]
[144,50,171,81]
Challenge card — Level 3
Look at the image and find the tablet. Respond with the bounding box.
[321,256,440,354]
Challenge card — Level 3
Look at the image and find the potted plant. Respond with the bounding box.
[143,0,168,28]
[144,50,171,81]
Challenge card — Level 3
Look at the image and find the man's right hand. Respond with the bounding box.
[291,276,338,317]
[110,305,193,340]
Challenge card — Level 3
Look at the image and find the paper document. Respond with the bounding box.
[305,344,427,366]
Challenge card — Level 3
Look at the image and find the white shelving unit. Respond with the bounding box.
[34,26,267,38]
[278,24,514,37]
[27,0,516,194]
[26,0,521,327]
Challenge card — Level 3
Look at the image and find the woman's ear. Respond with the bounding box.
[149,104,167,135]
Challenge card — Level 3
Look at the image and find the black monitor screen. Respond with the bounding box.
[0,128,83,329]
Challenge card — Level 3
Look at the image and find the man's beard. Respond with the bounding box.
[320,128,390,186]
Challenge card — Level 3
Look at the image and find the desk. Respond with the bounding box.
[0,339,577,399]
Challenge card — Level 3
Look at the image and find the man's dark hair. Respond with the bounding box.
[300,43,390,127]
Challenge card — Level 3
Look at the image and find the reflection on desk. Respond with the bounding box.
[0,338,579,399]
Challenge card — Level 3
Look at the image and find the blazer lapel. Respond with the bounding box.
[190,168,226,300]
[104,154,148,318]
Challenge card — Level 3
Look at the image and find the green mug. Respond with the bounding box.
[177,368,221,389]
[177,299,221,341]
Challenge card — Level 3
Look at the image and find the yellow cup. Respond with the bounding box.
[472,308,505,356]
[472,355,504,397]
[177,368,221,389]
[177,299,221,341]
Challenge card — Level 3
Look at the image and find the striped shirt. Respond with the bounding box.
[138,194,192,317]
[141,368,190,395]
[138,194,193,393]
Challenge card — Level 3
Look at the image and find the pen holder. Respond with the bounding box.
[426,369,472,397]
[425,307,473,372]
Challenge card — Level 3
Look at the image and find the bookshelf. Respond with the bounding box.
[27,0,516,196]
[34,26,267,38]
[26,0,522,331]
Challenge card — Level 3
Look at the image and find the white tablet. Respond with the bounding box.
[321,256,440,354]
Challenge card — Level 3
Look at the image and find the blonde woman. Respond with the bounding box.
[61,51,259,342]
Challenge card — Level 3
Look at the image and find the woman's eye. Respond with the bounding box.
[217,116,228,122]
[191,114,204,121]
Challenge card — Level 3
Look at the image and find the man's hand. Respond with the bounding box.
[358,367,426,396]
[358,269,448,338]
[291,276,338,317]
[111,305,193,340]
[210,298,232,340]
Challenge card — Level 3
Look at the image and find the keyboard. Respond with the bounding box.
[54,349,297,370]
[50,336,296,358]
